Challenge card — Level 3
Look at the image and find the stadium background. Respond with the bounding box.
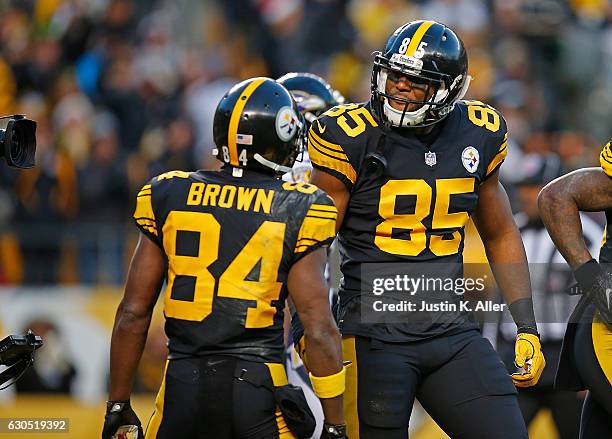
[0,0,611,437]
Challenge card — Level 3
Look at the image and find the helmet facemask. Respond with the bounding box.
[372,53,471,128]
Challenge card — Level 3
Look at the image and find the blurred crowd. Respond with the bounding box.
[0,0,611,285]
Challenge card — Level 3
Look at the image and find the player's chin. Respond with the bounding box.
[388,97,424,113]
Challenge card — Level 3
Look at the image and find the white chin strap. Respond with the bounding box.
[378,70,472,128]
[254,153,292,173]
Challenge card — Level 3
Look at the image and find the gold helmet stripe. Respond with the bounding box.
[405,20,435,56]
[228,77,268,166]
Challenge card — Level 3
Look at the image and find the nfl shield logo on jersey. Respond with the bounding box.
[425,151,437,167]
[461,146,479,173]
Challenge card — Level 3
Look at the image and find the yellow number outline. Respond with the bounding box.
[163,211,286,326]
[375,178,475,257]
[323,104,378,138]
[465,100,500,133]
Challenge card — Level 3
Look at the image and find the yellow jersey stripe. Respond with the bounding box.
[405,20,435,56]
[486,147,508,176]
[310,203,337,212]
[228,78,268,166]
[309,139,351,163]
[309,128,346,153]
[306,212,337,221]
[308,140,358,185]
[309,137,351,162]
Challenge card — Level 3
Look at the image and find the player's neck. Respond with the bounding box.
[391,119,444,144]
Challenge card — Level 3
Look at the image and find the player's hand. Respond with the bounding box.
[584,268,612,325]
[573,260,612,326]
[102,401,143,439]
[320,422,348,438]
[511,332,545,388]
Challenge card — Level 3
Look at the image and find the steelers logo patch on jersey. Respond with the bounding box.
[461,146,479,173]
[276,106,299,141]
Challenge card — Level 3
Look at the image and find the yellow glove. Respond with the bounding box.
[511,332,546,387]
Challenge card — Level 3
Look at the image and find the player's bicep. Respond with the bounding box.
[287,248,332,327]
[474,171,515,240]
[121,233,165,318]
[541,168,612,212]
[310,169,349,230]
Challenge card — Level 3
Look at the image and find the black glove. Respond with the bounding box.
[574,260,612,325]
[321,422,348,439]
[102,400,143,439]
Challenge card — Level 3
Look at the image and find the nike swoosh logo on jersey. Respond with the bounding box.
[316,119,326,133]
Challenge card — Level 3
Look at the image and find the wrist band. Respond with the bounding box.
[508,298,537,333]
[309,367,346,399]
[573,259,601,289]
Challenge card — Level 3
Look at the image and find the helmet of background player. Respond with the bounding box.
[277,72,345,125]
[371,20,471,128]
[213,77,305,174]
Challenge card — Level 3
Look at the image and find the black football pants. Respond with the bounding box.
[144,356,295,439]
[343,329,527,439]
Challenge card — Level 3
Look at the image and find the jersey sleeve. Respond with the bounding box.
[599,141,612,177]
[307,107,364,190]
[483,107,509,179]
[133,180,161,245]
[292,190,338,262]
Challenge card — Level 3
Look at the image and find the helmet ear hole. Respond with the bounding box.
[213,77,301,174]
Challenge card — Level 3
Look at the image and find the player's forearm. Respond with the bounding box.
[108,301,152,401]
[304,320,343,376]
[538,175,594,269]
[483,225,532,304]
[303,320,344,424]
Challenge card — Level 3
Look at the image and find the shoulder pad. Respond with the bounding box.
[292,186,337,261]
[459,100,508,177]
[308,103,376,189]
[133,170,191,242]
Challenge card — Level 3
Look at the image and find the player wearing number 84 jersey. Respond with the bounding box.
[309,20,545,439]
[103,77,347,439]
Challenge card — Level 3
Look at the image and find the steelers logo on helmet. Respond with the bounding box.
[276,106,299,142]
[461,146,479,173]
[213,77,304,174]
[371,20,471,128]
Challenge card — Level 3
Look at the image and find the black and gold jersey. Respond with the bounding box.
[133,168,337,363]
[309,100,508,341]
[599,141,612,264]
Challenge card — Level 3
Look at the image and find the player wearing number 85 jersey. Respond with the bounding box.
[309,20,545,438]
[103,77,347,439]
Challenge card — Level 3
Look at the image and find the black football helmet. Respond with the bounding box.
[277,72,345,124]
[213,77,304,174]
[371,20,470,128]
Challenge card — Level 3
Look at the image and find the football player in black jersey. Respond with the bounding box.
[102,78,347,439]
[538,142,612,438]
[308,20,545,438]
